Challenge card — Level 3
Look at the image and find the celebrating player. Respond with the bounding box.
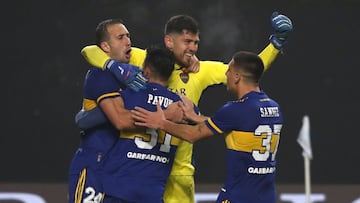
[78,12,292,203]
[132,51,283,203]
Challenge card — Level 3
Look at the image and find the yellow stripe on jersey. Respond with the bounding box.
[120,130,182,146]
[83,92,120,111]
[207,118,223,134]
[74,168,86,203]
[225,131,279,153]
[96,92,120,103]
[83,98,97,111]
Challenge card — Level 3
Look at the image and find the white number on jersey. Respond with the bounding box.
[252,124,282,161]
[134,128,172,153]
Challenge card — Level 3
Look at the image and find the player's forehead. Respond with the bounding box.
[107,23,129,35]
[176,30,200,41]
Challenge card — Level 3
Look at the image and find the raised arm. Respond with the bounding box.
[260,11,293,70]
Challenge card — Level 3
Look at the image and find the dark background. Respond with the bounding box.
[3,0,360,185]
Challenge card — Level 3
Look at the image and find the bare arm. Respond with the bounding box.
[163,101,185,123]
[99,97,135,130]
[132,104,214,143]
[179,95,208,123]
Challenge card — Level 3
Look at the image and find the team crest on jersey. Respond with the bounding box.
[179,72,189,83]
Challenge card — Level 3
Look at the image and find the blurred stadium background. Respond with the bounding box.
[2,0,360,202]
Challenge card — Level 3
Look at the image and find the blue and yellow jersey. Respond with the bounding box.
[69,68,124,203]
[99,83,183,201]
[79,68,124,159]
[129,45,279,176]
[205,91,283,203]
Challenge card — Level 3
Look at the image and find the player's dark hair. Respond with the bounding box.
[95,19,124,46]
[144,45,175,81]
[233,51,264,83]
[164,15,199,35]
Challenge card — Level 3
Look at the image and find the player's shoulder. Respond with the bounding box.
[130,47,146,67]
[255,92,280,107]
[196,60,227,78]
[86,67,113,78]
[199,60,227,68]
[167,90,181,101]
[84,67,120,90]
[221,96,257,114]
[152,83,181,101]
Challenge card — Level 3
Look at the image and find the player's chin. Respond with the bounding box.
[122,57,130,64]
[181,58,191,67]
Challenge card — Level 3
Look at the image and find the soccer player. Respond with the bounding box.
[68,18,150,203]
[132,51,283,203]
[79,12,292,203]
[100,46,192,202]
[73,45,193,202]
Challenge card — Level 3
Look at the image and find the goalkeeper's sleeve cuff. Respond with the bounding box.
[269,35,286,50]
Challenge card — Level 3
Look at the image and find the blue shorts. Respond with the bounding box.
[68,167,104,203]
[68,148,105,203]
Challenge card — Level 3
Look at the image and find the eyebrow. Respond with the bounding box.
[115,32,130,38]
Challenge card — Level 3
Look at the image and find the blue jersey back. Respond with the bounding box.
[100,83,182,202]
[78,68,124,167]
[205,91,283,203]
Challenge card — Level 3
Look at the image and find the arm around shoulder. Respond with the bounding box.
[81,45,110,68]
[99,97,135,130]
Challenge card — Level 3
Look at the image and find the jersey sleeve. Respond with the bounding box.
[196,61,228,88]
[81,45,147,69]
[83,69,121,110]
[75,107,107,129]
[205,102,242,135]
[258,43,280,71]
[129,47,147,68]
[81,45,110,68]
[195,43,279,88]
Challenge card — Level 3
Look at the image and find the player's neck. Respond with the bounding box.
[238,85,260,98]
[147,78,168,87]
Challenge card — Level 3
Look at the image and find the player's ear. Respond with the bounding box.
[164,35,173,51]
[142,66,150,79]
[235,72,241,84]
[100,41,111,53]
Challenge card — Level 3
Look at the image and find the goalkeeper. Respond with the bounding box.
[77,12,293,203]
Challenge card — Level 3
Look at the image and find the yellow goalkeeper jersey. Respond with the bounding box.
[81,44,279,176]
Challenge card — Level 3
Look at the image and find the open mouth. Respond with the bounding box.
[185,53,193,58]
[125,49,132,58]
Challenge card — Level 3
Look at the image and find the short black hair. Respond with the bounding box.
[95,18,124,46]
[164,15,199,35]
[144,46,175,81]
[232,51,264,83]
